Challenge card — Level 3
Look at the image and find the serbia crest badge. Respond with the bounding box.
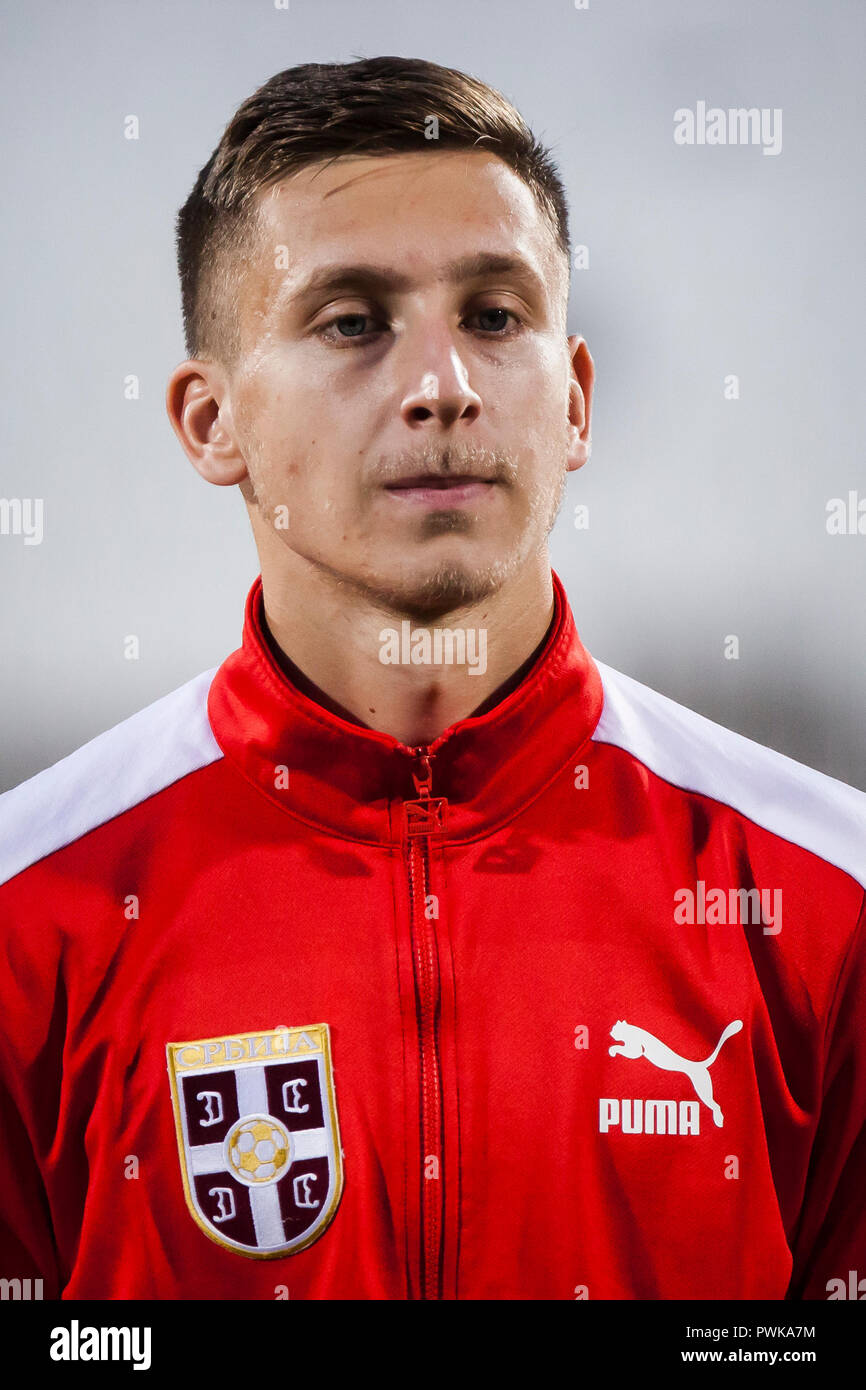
[167,1023,343,1258]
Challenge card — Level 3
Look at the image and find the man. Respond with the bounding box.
[0,56,863,1301]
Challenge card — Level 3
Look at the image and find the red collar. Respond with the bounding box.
[207,569,603,844]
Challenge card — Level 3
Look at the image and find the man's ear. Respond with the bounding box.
[165,360,249,487]
[565,335,594,474]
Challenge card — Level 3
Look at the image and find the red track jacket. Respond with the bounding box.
[1,570,864,1300]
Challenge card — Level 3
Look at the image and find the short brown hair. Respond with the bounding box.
[175,55,572,369]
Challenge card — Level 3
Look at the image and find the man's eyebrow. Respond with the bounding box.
[283,252,548,307]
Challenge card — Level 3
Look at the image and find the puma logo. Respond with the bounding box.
[608,1019,742,1127]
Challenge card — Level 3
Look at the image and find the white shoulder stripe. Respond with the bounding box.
[592,661,866,890]
[0,668,223,888]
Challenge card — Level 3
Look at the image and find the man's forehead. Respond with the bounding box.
[247,149,563,299]
[256,147,537,218]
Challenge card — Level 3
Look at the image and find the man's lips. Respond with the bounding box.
[383,474,499,505]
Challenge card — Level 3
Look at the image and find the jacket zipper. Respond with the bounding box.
[404,748,448,1300]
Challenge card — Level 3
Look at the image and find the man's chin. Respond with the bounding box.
[365,556,512,622]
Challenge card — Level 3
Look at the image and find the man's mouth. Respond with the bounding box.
[383,474,498,505]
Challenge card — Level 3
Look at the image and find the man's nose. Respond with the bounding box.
[399,330,482,429]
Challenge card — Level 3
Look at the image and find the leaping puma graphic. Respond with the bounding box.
[608,1019,743,1127]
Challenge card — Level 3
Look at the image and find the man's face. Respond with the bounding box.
[225,149,589,617]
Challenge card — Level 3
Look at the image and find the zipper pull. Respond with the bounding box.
[404,747,447,837]
[410,749,434,800]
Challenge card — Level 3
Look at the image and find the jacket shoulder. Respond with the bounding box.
[0,667,222,888]
[592,660,866,891]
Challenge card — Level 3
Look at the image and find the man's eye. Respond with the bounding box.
[317,313,385,344]
[468,306,522,335]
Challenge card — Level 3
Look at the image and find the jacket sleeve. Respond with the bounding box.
[787,892,866,1300]
[0,890,62,1299]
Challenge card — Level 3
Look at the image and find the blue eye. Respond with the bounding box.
[474,307,511,332]
[332,314,374,338]
[316,313,385,345]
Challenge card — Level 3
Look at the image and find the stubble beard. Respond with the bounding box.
[335,459,569,622]
[377,467,567,619]
[244,437,570,623]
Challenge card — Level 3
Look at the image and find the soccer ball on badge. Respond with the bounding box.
[226,1114,291,1184]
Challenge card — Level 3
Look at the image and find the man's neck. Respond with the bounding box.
[259,553,556,747]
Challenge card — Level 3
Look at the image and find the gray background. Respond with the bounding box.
[1,0,863,792]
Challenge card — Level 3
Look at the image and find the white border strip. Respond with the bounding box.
[592,660,866,890]
[0,667,222,887]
